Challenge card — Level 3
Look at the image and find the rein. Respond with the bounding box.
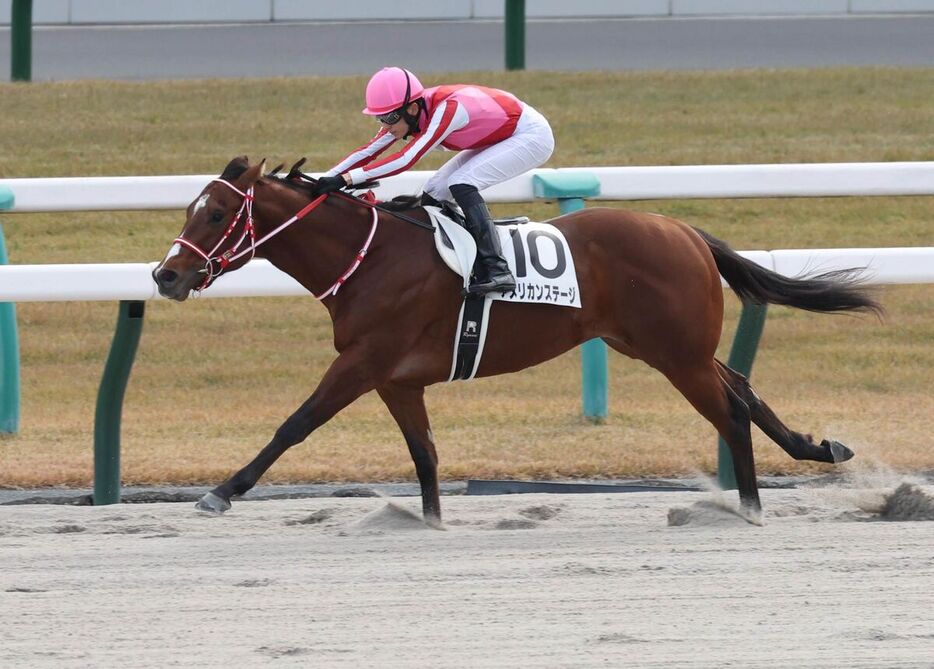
[174,178,379,300]
[336,189,436,232]
[286,173,435,232]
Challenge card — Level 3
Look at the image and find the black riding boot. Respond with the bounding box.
[450,184,516,295]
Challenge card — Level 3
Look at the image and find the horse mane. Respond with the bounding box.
[379,195,422,212]
[261,157,423,214]
[269,176,318,196]
[260,157,317,195]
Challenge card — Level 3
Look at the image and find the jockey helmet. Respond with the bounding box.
[362,67,424,116]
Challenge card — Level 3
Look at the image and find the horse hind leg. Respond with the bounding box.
[662,360,762,514]
[377,383,443,527]
[601,337,762,512]
[714,360,854,464]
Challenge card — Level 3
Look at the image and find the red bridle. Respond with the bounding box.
[172,179,259,291]
[171,178,378,300]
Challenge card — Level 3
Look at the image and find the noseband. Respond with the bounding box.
[172,178,378,300]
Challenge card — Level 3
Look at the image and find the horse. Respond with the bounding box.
[153,156,882,524]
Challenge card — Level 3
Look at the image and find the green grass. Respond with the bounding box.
[0,68,932,487]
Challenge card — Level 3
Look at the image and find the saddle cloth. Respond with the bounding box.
[425,206,582,309]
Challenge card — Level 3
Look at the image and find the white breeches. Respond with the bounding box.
[422,104,555,203]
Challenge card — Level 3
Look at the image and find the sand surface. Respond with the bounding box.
[2,482,933,668]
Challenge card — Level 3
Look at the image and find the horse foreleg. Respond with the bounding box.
[376,384,442,527]
[714,360,854,464]
[196,350,375,514]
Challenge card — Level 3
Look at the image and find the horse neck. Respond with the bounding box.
[251,180,374,299]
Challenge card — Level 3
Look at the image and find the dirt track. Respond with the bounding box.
[2,483,933,668]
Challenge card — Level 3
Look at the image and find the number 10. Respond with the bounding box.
[509,228,567,280]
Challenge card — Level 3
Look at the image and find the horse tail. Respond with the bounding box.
[692,227,884,318]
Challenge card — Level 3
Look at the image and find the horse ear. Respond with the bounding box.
[239,159,266,187]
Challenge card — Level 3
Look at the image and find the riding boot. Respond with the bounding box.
[450,184,516,296]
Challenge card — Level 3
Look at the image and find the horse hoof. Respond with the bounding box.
[195,492,231,514]
[824,439,855,463]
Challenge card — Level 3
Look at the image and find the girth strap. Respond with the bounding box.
[448,294,493,381]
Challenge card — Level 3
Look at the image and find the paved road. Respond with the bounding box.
[1,15,933,81]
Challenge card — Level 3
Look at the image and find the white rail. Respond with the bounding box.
[0,247,932,303]
[3,162,934,212]
[2,162,932,301]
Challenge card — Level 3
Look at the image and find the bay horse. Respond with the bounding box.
[153,156,881,524]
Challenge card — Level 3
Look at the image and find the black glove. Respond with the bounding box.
[315,174,346,196]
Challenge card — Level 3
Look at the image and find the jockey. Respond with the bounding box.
[316,66,555,296]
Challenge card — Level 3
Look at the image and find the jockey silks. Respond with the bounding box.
[325,84,526,185]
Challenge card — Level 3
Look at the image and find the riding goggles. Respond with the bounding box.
[377,109,404,125]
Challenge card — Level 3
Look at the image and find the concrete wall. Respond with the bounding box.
[2,0,934,25]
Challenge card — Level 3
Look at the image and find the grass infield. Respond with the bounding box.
[0,68,932,487]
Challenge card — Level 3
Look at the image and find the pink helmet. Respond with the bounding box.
[362,67,424,116]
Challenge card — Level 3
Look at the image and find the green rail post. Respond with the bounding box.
[94,300,145,505]
[11,0,33,82]
[505,0,525,71]
[532,172,604,421]
[0,185,19,433]
[717,302,768,490]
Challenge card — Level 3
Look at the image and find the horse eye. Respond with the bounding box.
[210,211,224,223]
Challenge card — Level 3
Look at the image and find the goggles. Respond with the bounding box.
[376,68,413,126]
[377,109,404,125]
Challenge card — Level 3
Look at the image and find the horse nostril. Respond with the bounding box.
[155,268,178,288]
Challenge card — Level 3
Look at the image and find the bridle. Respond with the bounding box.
[172,179,259,291]
[172,178,378,300]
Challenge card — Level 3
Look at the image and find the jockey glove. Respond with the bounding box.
[316,174,346,196]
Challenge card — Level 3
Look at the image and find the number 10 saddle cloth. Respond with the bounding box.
[423,206,582,381]
[425,206,582,308]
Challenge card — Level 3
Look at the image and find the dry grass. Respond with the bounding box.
[0,68,932,487]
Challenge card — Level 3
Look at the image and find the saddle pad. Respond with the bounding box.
[427,206,475,291]
[426,206,582,309]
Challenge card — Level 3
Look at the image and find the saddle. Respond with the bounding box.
[432,199,529,228]
[422,202,528,291]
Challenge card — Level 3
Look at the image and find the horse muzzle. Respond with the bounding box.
[152,266,197,301]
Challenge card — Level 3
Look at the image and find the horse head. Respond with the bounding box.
[154,156,265,300]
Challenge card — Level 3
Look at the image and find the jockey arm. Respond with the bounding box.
[336,100,469,185]
[324,127,397,178]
